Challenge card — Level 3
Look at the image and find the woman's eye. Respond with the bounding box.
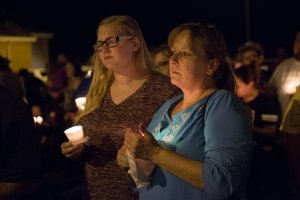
[177,52,190,58]
[170,51,194,61]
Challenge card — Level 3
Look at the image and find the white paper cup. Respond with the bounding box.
[75,97,86,110]
[64,125,84,144]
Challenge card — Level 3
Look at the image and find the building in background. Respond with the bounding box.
[0,22,52,76]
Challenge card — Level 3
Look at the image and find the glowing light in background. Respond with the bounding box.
[283,72,300,95]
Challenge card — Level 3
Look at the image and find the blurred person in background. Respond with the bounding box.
[152,43,171,76]
[268,31,300,115]
[0,85,42,200]
[234,63,288,199]
[237,41,270,92]
[18,68,49,117]
[276,32,300,199]
[0,56,23,99]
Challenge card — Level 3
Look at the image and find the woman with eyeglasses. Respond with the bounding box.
[60,15,179,200]
[118,23,253,200]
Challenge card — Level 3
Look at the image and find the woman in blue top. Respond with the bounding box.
[117,23,253,200]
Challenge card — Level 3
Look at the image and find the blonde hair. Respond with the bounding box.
[75,15,154,123]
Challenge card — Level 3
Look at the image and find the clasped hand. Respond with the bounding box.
[124,123,161,161]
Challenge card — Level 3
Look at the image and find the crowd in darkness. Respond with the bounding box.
[0,52,91,199]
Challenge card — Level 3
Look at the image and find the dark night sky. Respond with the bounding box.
[1,0,300,64]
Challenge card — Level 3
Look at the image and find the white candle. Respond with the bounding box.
[64,125,84,144]
[75,97,86,110]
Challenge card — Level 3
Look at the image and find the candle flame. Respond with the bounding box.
[283,75,300,95]
[33,116,43,125]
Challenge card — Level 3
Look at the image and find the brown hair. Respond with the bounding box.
[234,62,259,88]
[168,22,236,92]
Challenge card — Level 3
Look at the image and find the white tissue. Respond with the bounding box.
[126,150,155,189]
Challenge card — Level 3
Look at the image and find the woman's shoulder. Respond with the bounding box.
[210,89,243,106]
[207,89,251,123]
[212,89,236,99]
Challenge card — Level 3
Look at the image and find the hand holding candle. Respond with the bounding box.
[125,123,161,161]
[61,141,84,159]
[117,145,130,168]
[123,123,157,188]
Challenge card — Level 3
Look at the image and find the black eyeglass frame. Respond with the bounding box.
[94,35,134,52]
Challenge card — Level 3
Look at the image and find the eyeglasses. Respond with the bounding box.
[94,36,134,52]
